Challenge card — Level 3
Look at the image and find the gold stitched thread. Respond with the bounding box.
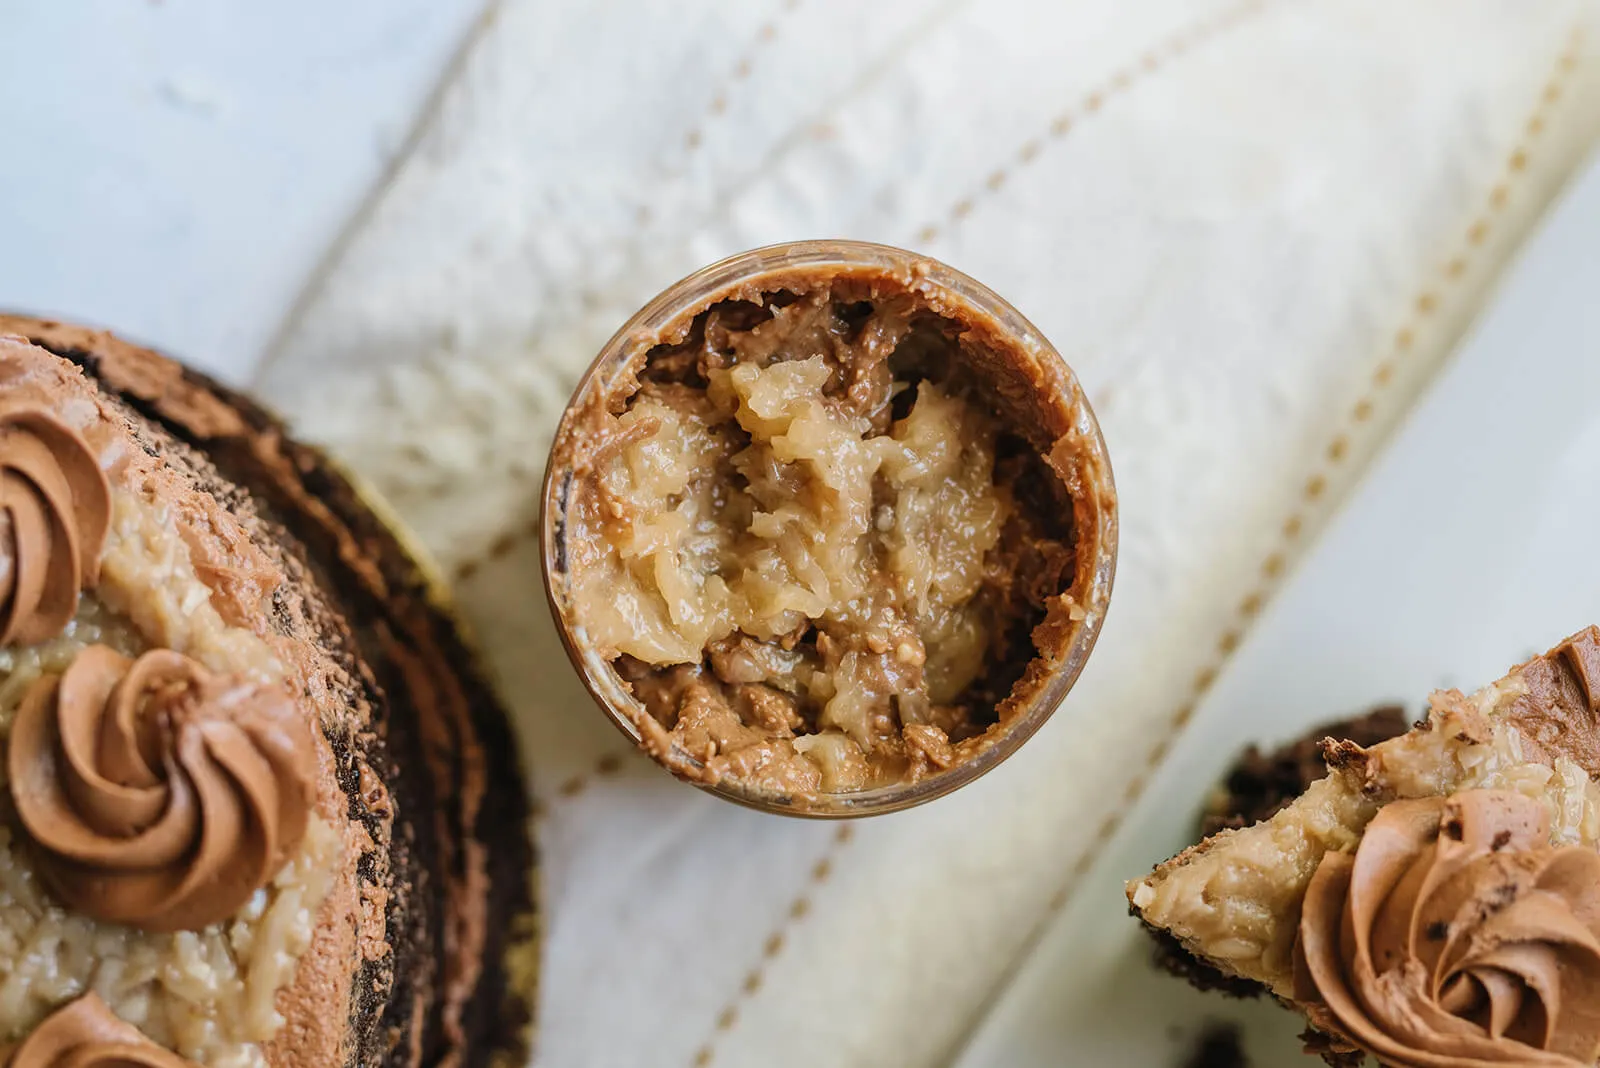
[536,749,635,813]
[917,0,1269,240]
[691,825,850,1066]
[1024,24,1585,934]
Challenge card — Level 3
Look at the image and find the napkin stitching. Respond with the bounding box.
[1030,20,1588,930]
[914,0,1273,246]
[517,0,1286,830]
[447,0,1274,589]
[526,751,634,821]
[662,0,806,192]
[255,2,506,386]
[551,0,973,387]
[679,6,1296,1067]
[689,826,855,1068]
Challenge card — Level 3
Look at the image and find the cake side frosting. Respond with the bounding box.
[1129,627,1600,1001]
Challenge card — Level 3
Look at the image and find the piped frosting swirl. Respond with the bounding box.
[7,644,317,932]
[1295,789,1600,1066]
[0,402,109,646]
[0,994,192,1067]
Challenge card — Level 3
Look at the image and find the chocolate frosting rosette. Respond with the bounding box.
[0,402,109,646]
[0,995,192,1068]
[8,644,316,932]
[1295,789,1600,1066]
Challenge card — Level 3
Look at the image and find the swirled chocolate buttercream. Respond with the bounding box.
[8,644,316,932]
[1296,789,1600,1067]
[0,401,109,646]
[0,994,192,1067]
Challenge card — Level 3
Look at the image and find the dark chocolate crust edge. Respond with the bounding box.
[2,315,538,1068]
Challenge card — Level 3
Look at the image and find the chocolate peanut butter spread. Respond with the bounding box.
[554,262,1107,796]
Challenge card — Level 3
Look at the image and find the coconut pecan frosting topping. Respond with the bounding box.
[0,994,192,1068]
[0,402,110,646]
[1295,789,1600,1067]
[7,645,317,932]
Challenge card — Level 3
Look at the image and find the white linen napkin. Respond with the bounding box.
[255,1,1600,1064]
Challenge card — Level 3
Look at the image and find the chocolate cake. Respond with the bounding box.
[1200,706,1411,836]
[1149,707,1411,1005]
[1182,1022,1249,1068]
[1130,628,1600,1066]
[0,317,536,1068]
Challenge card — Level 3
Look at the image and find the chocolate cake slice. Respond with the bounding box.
[0,317,536,1068]
[1147,707,1411,1005]
[1130,628,1600,1065]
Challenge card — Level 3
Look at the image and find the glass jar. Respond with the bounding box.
[541,240,1117,817]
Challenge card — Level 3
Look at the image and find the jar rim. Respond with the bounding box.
[540,240,1118,818]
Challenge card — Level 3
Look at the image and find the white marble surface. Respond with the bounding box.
[0,0,484,380]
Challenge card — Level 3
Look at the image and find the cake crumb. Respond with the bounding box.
[1182,1022,1247,1068]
